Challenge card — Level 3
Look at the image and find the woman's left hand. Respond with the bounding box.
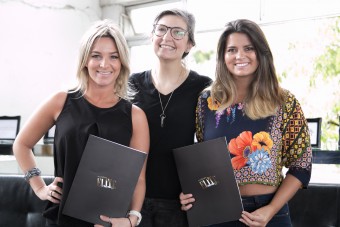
[94,215,131,227]
[239,205,274,227]
[179,192,195,211]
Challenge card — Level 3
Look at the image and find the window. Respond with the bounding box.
[125,0,340,184]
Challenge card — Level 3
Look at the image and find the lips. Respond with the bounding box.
[160,44,175,50]
[235,63,249,67]
[97,71,112,76]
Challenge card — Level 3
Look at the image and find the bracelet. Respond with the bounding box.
[128,210,142,226]
[24,167,41,182]
[127,217,132,227]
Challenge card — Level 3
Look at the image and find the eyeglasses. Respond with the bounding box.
[153,24,188,40]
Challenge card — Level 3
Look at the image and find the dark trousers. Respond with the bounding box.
[139,197,189,227]
[208,193,292,227]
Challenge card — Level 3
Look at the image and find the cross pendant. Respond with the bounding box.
[160,113,166,127]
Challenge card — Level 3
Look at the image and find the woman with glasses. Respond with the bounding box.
[129,9,212,227]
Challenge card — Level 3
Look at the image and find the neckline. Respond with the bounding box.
[148,70,190,96]
[82,95,122,109]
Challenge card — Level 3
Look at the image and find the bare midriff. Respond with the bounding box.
[239,184,278,197]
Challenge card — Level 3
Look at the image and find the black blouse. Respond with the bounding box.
[129,70,212,199]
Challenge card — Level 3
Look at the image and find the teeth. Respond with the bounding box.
[98,71,111,74]
[236,63,248,67]
[160,45,174,50]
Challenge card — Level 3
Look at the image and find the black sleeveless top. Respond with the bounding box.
[43,91,132,226]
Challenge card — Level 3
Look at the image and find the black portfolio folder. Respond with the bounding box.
[173,137,243,227]
[63,134,147,225]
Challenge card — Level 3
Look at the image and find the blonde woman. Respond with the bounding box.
[13,19,149,227]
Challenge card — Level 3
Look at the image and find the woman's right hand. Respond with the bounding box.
[35,177,63,203]
[179,192,195,211]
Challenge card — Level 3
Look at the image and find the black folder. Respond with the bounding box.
[173,137,243,227]
[63,134,147,225]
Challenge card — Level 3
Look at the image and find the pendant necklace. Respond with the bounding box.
[154,67,183,127]
[158,91,174,127]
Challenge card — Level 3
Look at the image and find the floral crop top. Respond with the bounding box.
[196,90,312,188]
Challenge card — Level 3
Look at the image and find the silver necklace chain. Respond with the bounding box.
[158,91,174,127]
[154,67,184,128]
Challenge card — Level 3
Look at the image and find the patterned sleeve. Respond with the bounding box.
[195,93,205,143]
[282,91,313,188]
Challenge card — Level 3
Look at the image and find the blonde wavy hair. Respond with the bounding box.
[210,19,285,119]
[71,19,131,99]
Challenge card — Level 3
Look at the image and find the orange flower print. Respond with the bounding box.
[207,97,220,110]
[252,132,273,153]
[229,131,257,170]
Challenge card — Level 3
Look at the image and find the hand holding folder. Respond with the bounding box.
[63,135,147,225]
[173,137,243,227]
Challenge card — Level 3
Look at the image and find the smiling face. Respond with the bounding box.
[86,37,121,88]
[152,15,192,61]
[224,32,259,82]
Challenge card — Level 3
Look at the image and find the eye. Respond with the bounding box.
[111,55,119,60]
[173,29,186,37]
[226,48,236,53]
[156,26,167,33]
[91,54,101,59]
[245,46,255,52]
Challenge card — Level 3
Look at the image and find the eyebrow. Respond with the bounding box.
[226,44,253,48]
[90,51,119,55]
[157,23,186,30]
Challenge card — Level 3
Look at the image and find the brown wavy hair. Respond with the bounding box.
[210,19,285,119]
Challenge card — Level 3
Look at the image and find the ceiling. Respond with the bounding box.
[100,0,174,7]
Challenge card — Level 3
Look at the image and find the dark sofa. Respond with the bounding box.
[0,174,53,227]
[0,174,339,227]
[289,183,340,227]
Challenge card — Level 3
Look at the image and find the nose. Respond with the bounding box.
[235,50,245,59]
[99,58,106,68]
[162,28,172,40]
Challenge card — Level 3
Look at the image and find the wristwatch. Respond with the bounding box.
[128,210,142,226]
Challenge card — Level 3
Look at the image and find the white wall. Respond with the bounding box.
[0,0,103,132]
